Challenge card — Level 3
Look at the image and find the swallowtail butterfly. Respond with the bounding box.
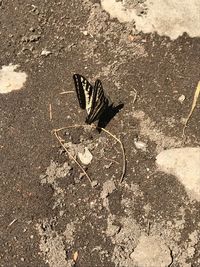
[73,74,109,124]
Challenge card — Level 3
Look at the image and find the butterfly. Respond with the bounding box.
[73,74,110,124]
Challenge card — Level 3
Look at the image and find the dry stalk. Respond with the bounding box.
[53,128,92,183]
[53,124,126,183]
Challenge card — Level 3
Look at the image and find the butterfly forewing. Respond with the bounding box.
[73,74,93,111]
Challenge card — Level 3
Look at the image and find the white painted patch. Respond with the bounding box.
[101,0,200,40]
[101,0,132,23]
[130,234,172,267]
[156,147,200,201]
[0,64,27,94]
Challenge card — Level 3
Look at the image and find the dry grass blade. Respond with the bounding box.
[104,157,120,165]
[8,218,18,227]
[49,103,52,121]
[131,88,138,104]
[96,126,126,183]
[53,128,92,183]
[59,91,74,95]
[53,124,126,183]
[182,81,200,137]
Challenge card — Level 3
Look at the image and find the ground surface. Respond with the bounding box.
[0,0,200,267]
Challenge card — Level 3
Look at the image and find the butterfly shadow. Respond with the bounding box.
[97,103,124,131]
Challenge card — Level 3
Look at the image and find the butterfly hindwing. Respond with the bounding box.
[86,79,109,124]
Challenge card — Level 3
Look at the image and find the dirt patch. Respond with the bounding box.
[0,0,200,266]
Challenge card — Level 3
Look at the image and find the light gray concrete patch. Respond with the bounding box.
[0,64,27,94]
[101,0,200,39]
[156,147,200,201]
[130,234,172,267]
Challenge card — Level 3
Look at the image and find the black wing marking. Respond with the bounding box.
[86,79,109,124]
[73,74,93,110]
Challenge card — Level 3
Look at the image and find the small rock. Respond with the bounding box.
[78,147,93,165]
[79,172,85,180]
[105,162,113,169]
[180,117,187,124]
[29,27,35,32]
[82,30,88,36]
[29,34,40,42]
[31,4,37,12]
[134,138,147,151]
[91,180,98,187]
[21,36,29,42]
[107,223,121,237]
[178,94,185,103]
[21,34,40,43]
[41,49,52,56]
[59,210,65,217]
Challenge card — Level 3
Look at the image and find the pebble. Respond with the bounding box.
[178,94,185,103]
[78,147,93,165]
[82,30,88,36]
[91,180,99,187]
[41,49,52,56]
[134,139,147,151]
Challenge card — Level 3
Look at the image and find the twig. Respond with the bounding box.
[49,104,52,121]
[96,126,126,183]
[8,218,17,227]
[53,128,92,183]
[59,91,74,95]
[147,220,151,236]
[53,124,126,183]
[104,157,120,165]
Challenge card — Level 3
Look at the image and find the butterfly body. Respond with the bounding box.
[73,74,109,124]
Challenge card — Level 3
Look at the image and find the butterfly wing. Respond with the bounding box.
[86,79,109,124]
[73,74,93,112]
